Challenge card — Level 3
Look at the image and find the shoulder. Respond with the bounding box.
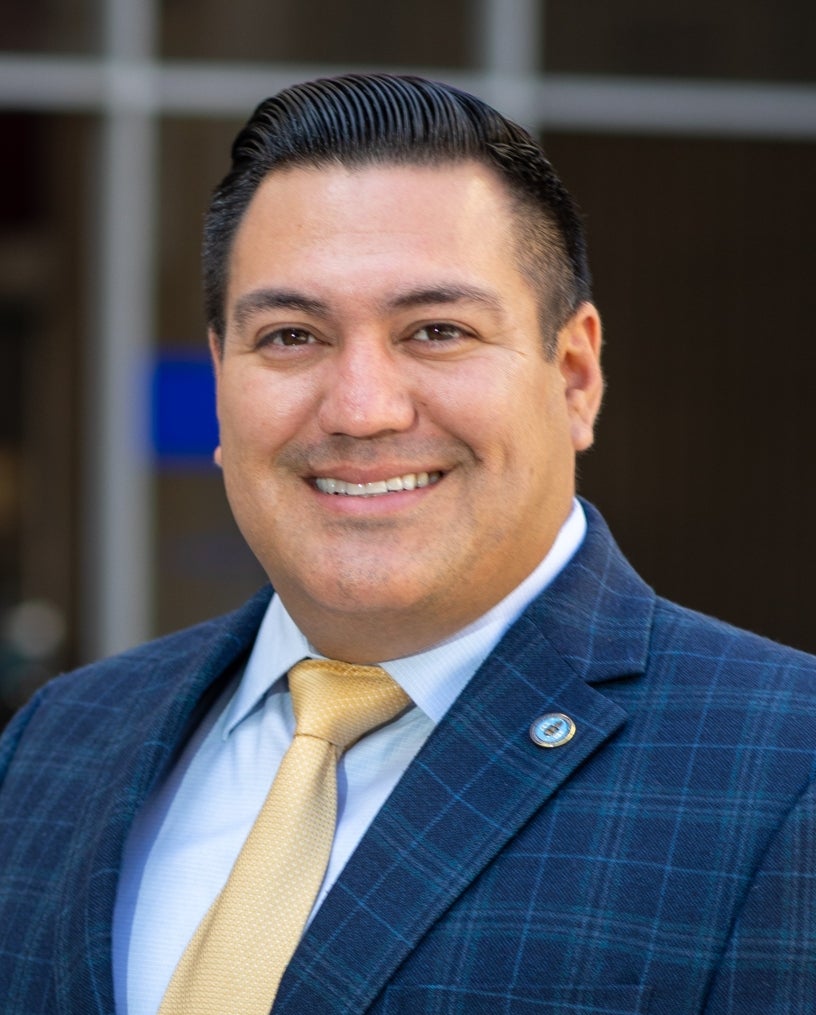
[40,585,271,699]
[651,594,816,684]
[632,596,816,774]
[574,500,816,687]
[0,586,273,779]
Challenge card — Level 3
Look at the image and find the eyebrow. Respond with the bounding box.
[387,284,504,315]
[230,288,331,331]
[229,282,505,332]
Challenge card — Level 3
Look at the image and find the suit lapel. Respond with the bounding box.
[53,588,272,1013]
[275,504,655,1013]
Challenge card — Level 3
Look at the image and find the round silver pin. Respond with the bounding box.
[529,712,576,748]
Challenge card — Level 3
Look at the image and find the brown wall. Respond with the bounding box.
[549,132,816,652]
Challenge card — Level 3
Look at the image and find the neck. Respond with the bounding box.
[289,604,481,664]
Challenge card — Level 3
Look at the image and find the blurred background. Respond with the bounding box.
[2,0,815,726]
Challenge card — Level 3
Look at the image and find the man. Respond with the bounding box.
[1,73,814,1014]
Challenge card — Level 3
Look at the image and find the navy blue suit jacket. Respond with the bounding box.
[1,502,815,1013]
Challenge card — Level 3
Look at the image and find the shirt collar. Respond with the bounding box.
[223,499,586,737]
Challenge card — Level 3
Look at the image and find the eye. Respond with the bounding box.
[260,326,318,348]
[410,322,468,343]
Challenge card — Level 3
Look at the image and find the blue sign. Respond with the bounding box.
[151,353,218,462]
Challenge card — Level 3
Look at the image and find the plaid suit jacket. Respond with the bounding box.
[1,501,815,1014]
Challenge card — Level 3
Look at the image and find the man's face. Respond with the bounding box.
[212,161,602,661]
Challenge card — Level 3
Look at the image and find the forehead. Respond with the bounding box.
[226,160,528,303]
[246,156,516,208]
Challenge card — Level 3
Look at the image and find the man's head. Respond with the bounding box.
[204,73,592,357]
[209,75,603,662]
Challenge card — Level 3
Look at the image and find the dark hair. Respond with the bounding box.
[204,73,592,354]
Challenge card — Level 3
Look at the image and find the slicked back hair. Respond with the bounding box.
[205,73,592,357]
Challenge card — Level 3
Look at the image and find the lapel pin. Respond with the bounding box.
[529,712,576,748]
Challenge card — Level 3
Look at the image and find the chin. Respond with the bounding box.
[319,583,426,616]
[263,539,452,616]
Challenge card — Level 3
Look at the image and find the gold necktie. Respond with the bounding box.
[159,659,410,1015]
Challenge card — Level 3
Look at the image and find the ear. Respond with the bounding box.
[557,302,603,452]
[208,328,223,374]
[208,328,223,467]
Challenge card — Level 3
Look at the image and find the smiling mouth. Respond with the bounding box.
[314,471,443,497]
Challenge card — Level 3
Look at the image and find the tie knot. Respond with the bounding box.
[288,658,411,752]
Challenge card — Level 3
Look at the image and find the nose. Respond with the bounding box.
[317,338,417,437]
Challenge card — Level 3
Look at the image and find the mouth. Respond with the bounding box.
[314,470,443,497]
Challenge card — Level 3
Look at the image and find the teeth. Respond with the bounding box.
[315,471,442,497]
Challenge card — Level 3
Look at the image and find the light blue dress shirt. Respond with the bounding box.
[112,501,586,1015]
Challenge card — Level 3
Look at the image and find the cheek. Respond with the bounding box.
[447,369,547,460]
[217,372,307,454]
[425,362,518,438]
